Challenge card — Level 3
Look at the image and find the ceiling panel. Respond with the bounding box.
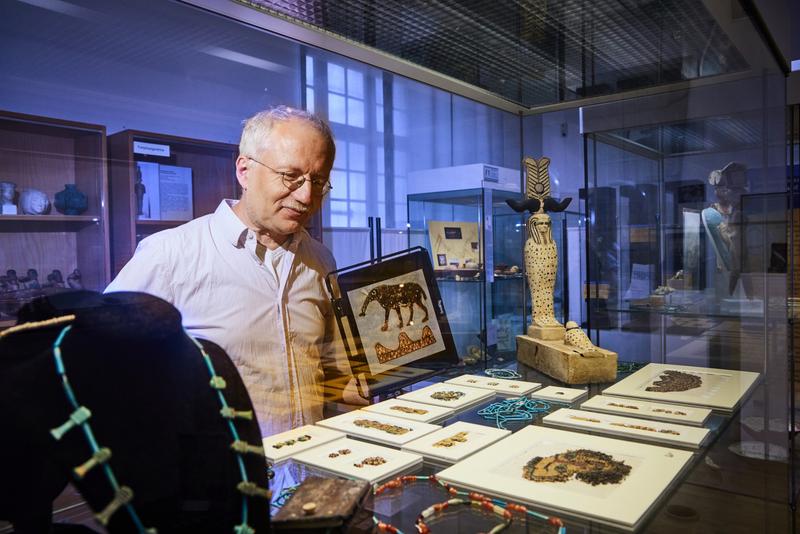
[240,0,749,108]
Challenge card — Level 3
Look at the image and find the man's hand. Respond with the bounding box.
[343,374,370,405]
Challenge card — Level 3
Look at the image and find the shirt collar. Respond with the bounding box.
[212,199,308,250]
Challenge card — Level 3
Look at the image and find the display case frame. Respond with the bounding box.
[407,187,569,367]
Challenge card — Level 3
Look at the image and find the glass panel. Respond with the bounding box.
[327,62,345,93]
[346,97,364,127]
[347,142,365,172]
[305,87,314,113]
[305,54,314,85]
[349,171,366,201]
[349,200,366,226]
[346,68,363,98]
[327,93,346,124]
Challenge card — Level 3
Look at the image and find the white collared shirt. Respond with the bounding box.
[106,200,350,436]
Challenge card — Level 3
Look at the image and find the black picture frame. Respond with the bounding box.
[326,247,457,393]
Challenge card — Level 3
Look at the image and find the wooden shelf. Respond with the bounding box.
[0,110,110,313]
[0,214,101,233]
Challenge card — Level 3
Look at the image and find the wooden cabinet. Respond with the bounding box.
[107,131,239,276]
[0,111,109,324]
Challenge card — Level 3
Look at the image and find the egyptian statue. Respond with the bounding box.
[507,157,571,340]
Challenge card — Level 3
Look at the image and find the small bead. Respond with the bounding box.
[548,517,564,526]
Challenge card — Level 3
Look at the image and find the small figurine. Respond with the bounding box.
[46,269,65,288]
[5,269,19,291]
[19,188,51,215]
[67,269,83,290]
[135,167,146,217]
[0,181,17,215]
[20,268,40,289]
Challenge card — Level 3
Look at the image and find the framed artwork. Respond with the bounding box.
[601,363,759,412]
[427,221,481,270]
[581,395,711,426]
[292,437,423,485]
[445,374,541,397]
[263,424,345,464]
[361,398,455,424]
[315,410,441,448]
[530,386,588,404]
[397,383,494,411]
[437,426,693,531]
[326,248,458,386]
[401,421,510,466]
[543,408,710,449]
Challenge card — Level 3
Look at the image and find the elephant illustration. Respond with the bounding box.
[359,282,430,331]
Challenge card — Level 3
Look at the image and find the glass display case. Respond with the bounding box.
[407,187,573,367]
[581,73,792,519]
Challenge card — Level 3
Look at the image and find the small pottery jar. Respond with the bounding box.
[19,188,51,215]
[54,184,88,215]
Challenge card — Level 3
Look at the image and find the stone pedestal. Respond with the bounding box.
[517,335,617,384]
[527,324,565,340]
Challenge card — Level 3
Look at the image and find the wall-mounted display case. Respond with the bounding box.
[0,111,109,326]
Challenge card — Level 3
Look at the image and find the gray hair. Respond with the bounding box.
[239,105,335,160]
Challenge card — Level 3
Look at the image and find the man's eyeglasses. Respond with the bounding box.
[247,157,332,196]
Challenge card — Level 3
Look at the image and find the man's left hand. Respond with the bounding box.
[343,374,370,405]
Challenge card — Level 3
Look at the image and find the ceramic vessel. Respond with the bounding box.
[54,183,88,215]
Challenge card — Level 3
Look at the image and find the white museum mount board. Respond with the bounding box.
[543,408,711,449]
[397,383,495,411]
[437,426,693,531]
[445,374,542,397]
[530,386,588,404]
[361,398,455,424]
[263,425,345,464]
[401,421,510,466]
[581,395,711,426]
[292,437,423,485]
[601,363,760,412]
[315,410,441,447]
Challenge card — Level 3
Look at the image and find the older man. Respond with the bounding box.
[107,106,366,436]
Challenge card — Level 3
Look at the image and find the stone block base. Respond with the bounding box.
[527,324,565,340]
[516,335,617,384]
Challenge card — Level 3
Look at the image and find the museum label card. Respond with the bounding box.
[437,425,693,531]
[401,421,510,465]
[315,410,441,447]
[544,408,710,449]
[602,363,759,412]
[263,424,345,464]
[361,398,455,424]
[445,374,542,397]
[530,385,588,404]
[397,383,495,411]
[292,437,423,485]
[581,395,711,426]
